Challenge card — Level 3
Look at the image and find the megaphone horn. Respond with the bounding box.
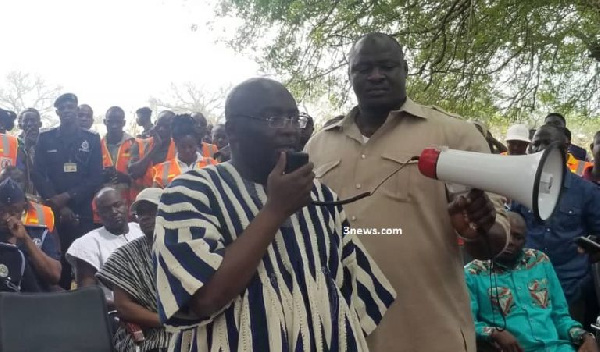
[417,143,566,221]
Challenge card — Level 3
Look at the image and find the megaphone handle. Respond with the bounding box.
[446,183,471,201]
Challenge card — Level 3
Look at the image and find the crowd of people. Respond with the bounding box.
[0,31,599,352]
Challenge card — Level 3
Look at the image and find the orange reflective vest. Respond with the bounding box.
[133,137,176,189]
[152,157,217,188]
[0,134,18,172]
[23,201,55,233]
[567,153,592,176]
[94,137,137,224]
[101,136,135,173]
[200,143,218,159]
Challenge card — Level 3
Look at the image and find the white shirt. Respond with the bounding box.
[66,222,144,301]
[176,152,204,173]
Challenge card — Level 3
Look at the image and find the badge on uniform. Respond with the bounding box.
[64,163,78,173]
[0,264,8,278]
[0,157,12,169]
[79,140,90,153]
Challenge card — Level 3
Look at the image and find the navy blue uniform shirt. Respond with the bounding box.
[510,171,600,303]
[18,226,60,291]
[31,127,103,222]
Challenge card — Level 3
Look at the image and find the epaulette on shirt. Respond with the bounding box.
[430,105,463,119]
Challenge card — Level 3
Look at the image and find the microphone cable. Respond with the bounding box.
[311,156,420,206]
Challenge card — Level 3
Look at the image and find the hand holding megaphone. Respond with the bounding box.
[418,142,567,221]
[448,189,496,240]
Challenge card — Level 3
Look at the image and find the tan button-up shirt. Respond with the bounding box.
[305,98,509,352]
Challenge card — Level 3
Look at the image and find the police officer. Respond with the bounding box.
[0,177,61,292]
[31,93,103,290]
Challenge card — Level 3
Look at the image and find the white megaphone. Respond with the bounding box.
[417,143,566,221]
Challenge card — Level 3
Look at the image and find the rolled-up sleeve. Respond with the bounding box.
[153,176,229,330]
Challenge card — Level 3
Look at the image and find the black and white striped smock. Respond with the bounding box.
[153,162,396,352]
[98,236,172,352]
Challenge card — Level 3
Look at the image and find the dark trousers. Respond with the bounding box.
[569,278,600,332]
[56,219,100,290]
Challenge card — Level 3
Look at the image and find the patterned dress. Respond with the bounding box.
[153,162,396,351]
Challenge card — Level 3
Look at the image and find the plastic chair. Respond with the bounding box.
[0,286,115,352]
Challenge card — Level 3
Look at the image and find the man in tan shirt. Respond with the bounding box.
[305,32,510,352]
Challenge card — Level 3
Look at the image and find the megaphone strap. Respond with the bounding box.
[311,155,420,207]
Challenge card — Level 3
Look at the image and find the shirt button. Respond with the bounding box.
[361,154,366,159]
[351,216,357,221]
[546,229,550,232]
[356,184,361,189]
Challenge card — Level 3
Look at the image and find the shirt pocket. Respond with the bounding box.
[528,278,550,309]
[314,159,341,179]
[555,202,582,232]
[487,286,515,316]
[379,151,417,202]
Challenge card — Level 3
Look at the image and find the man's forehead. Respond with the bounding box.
[351,37,403,62]
[22,113,39,121]
[106,112,125,120]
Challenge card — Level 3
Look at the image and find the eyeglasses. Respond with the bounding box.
[236,112,311,129]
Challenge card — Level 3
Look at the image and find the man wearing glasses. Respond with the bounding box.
[153,77,395,351]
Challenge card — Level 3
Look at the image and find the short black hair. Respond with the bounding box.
[171,113,197,142]
[545,112,566,125]
[135,107,152,117]
[106,106,125,116]
[539,124,569,144]
[0,108,17,131]
[18,108,40,120]
[563,127,571,141]
[349,32,404,66]
[54,93,78,108]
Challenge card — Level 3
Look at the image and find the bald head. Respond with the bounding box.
[225,78,295,120]
[94,187,121,205]
[77,104,94,129]
[94,187,128,232]
[508,212,526,234]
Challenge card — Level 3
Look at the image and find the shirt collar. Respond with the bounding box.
[494,250,526,271]
[176,152,201,166]
[323,97,427,132]
[103,132,132,146]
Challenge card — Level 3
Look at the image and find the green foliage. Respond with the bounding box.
[216,0,600,123]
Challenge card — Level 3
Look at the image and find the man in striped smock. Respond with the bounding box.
[154,78,396,352]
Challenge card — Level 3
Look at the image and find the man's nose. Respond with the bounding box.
[367,67,385,81]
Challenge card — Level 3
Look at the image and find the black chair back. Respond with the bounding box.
[0,286,114,352]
